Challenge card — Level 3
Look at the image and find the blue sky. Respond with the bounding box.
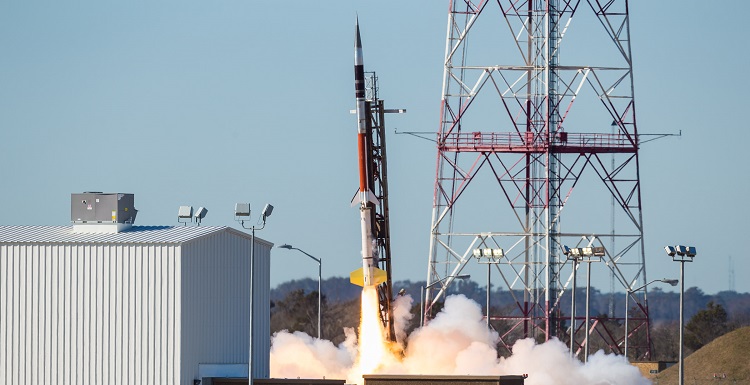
[1,1,747,295]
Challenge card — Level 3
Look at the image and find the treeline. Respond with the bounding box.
[270,277,750,360]
[271,276,750,324]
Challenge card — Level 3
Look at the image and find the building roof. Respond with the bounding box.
[0,225,272,246]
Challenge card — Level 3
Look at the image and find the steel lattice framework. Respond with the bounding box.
[365,72,404,342]
[424,0,654,359]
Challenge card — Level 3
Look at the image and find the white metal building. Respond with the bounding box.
[0,224,272,385]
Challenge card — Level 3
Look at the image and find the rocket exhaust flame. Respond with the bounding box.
[354,286,396,375]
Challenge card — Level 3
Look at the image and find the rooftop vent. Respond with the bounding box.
[71,192,137,233]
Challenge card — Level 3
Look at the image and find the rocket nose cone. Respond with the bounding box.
[355,18,362,48]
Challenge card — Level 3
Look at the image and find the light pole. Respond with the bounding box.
[562,246,580,356]
[562,245,604,362]
[421,274,471,327]
[473,247,504,327]
[665,245,696,385]
[624,278,678,359]
[277,244,322,339]
[235,203,274,384]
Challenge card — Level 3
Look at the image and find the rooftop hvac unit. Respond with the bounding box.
[71,192,137,224]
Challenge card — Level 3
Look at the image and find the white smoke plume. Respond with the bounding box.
[269,328,358,379]
[391,292,414,344]
[269,294,650,385]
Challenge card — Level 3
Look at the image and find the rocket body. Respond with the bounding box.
[350,19,386,288]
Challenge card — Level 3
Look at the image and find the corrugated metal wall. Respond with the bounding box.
[0,242,182,385]
[0,228,272,385]
[180,229,271,382]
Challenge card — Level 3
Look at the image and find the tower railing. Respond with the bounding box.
[438,132,637,153]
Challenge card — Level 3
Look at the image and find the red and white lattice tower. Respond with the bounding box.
[424,0,653,358]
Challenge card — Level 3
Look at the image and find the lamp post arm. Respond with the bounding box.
[629,278,663,294]
[291,247,321,264]
[624,278,678,359]
[425,274,460,290]
[627,278,678,304]
[283,246,322,339]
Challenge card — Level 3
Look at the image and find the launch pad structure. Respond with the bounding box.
[424,0,654,359]
[363,71,405,342]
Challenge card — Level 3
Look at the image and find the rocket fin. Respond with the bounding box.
[350,268,365,286]
[371,267,387,285]
[366,191,379,205]
[349,267,388,287]
[350,190,380,207]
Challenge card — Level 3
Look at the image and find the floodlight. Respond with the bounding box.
[235,203,251,217]
[236,202,273,230]
[178,206,193,226]
[675,245,688,256]
[262,204,274,218]
[686,246,697,257]
[571,248,582,257]
[492,248,504,258]
[193,207,207,226]
[592,247,606,256]
[582,247,593,256]
[664,246,676,256]
[483,248,493,257]
[178,206,193,218]
[473,249,482,258]
[562,245,571,256]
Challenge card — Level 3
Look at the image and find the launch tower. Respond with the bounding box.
[365,71,405,342]
[424,0,653,358]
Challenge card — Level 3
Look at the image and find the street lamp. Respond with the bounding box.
[473,247,504,326]
[562,245,604,362]
[624,278,678,358]
[562,245,579,356]
[665,245,696,385]
[421,274,471,327]
[235,203,273,383]
[277,244,323,339]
